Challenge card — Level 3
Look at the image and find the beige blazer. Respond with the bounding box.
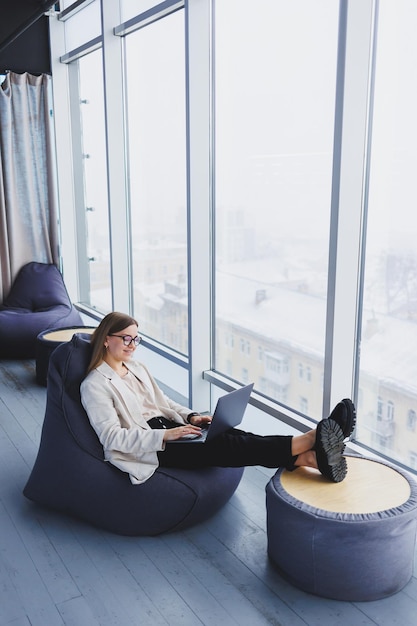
[80,360,191,484]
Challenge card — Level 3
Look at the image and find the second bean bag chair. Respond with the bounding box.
[0,262,82,358]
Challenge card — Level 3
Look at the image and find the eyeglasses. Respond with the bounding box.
[108,334,142,347]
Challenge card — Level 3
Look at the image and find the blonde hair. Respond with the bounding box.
[86,311,138,374]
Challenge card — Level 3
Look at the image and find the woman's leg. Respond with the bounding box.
[285,423,346,482]
[158,423,346,482]
[158,428,300,470]
[295,450,317,468]
[291,430,316,457]
[288,429,319,469]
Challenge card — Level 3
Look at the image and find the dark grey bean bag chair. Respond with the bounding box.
[0,262,82,358]
[23,333,244,535]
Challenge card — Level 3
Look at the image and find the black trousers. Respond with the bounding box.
[157,428,296,470]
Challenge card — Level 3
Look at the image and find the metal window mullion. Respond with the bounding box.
[114,0,184,37]
[100,0,131,313]
[59,0,97,22]
[59,36,103,64]
[186,0,212,410]
[48,13,80,300]
[67,61,91,303]
[353,0,379,404]
[324,0,375,415]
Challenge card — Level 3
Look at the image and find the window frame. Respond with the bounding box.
[49,0,417,474]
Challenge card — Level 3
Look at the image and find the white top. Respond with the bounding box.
[80,360,191,484]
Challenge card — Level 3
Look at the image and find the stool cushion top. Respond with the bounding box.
[280,456,413,514]
[38,326,95,344]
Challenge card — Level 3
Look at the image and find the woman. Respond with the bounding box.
[80,312,356,486]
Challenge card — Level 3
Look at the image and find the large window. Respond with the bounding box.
[50,0,417,473]
[356,0,417,467]
[77,50,112,312]
[124,9,188,354]
[214,0,339,418]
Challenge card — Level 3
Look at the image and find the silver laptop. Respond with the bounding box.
[169,383,254,444]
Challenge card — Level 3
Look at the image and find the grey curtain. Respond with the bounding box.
[0,71,59,302]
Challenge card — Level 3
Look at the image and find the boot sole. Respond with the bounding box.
[316,419,347,483]
[340,398,357,439]
[329,398,357,440]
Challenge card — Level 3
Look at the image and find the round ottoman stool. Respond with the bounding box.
[266,455,417,601]
[36,326,96,386]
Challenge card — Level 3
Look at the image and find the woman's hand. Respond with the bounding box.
[163,424,203,441]
[188,414,212,426]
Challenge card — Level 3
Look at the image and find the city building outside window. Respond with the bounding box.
[124,8,188,354]
[213,0,338,420]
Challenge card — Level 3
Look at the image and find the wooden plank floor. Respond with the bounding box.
[1,359,417,626]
